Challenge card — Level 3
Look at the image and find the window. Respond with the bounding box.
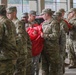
[73,0,76,8]
[45,0,67,12]
[8,0,29,19]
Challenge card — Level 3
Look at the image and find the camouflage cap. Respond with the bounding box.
[0,4,6,12]
[6,6,17,14]
[22,12,28,18]
[55,12,62,17]
[41,8,55,15]
[29,10,36,16]
[59,8,65,13]
[68,8,76,13]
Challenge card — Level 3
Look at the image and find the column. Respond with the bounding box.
[37,0,45,15]
[29,0,37,11]
[0,0,7,7]
[68,0,73,10]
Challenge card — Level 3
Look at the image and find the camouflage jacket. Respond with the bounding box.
[59,19,68,45]
[12,18,32,57]
[42,18,60,49]
[0,16,17,60]
[69,17,76,40]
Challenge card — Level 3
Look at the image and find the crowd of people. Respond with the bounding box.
[0,4,76,75]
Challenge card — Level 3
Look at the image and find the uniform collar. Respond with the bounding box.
[12,17,18,22]
[43,18,53,25]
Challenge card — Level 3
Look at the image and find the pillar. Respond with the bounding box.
[0,0,7,7]
[68,0,73,10]
[37,0,45,15]
[29,0,37,11]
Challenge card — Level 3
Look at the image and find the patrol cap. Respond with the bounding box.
[41,8,55,15]
[55,12,62,17]
[6,6,17,14]
[29,10,36,16]
[0,4,6,12]
[59,8,65,13]
[22,12,28,18]
[68,8,76,13]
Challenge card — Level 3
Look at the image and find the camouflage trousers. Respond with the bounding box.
[42,49,60,75]
[58,44,66,75]
[68,39,76,66]
[26,55,32,75]
[14,56,26,75]
[0,60,15,75]
[58,53,65,75]
[31,54,40,75]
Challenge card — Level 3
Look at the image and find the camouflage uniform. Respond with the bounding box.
[12,18,27,75]
[59,20,68,74]
[67,8,76,67]
[0,5,18,75]
[41,9,60,75]
[68,17,76,67]
[54,12,69,74]
[42,18,60,75]
[6,6,32,75]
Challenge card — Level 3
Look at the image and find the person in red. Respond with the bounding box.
[27,23,44,75]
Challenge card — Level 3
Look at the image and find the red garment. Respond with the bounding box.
[63,19,72,29]
[27,25,44,56]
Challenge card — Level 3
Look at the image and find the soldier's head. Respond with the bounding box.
[41,8,54,20]
[59,8,65,17]
[55,12,62,22]
[68,8,76,18]
[6,6,17,20]
[21,12,28,22]
[0,4,6,16]
[28,10,36,22]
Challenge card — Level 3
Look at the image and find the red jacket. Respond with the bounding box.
[27,24,44,56]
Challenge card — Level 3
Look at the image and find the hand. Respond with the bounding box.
[41,32,44,38]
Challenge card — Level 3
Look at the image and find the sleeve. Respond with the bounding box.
[62,21,69,33]
[26,32,32,58]
[73,20,76,30]
[43,21,60,40]
[69,19,76,31]
[0,24,4,45]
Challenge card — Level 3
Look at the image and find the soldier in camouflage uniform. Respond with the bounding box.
[25,10,38,30]
[25,10,39,75]
[41,8,60,75]
[59,8,65,18]
[0,5,18,75]
[21,12,28,26]
[54,12,68,75]
[67,8,76,68]
[6,6,32,75]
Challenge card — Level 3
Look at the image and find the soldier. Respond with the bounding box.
[21,12,28,25]
[26,10,39,75]
[55,12,68,75]
[41,8,60,75]
[25,10,38,30]
[0,5,18,75]
[67,8,76,68]
[6,6,32,75]
[59,8,65,18]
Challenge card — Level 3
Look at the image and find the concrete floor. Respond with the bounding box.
[65,67,76,75]
[39,67,76,75]
[39,58,76,75]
